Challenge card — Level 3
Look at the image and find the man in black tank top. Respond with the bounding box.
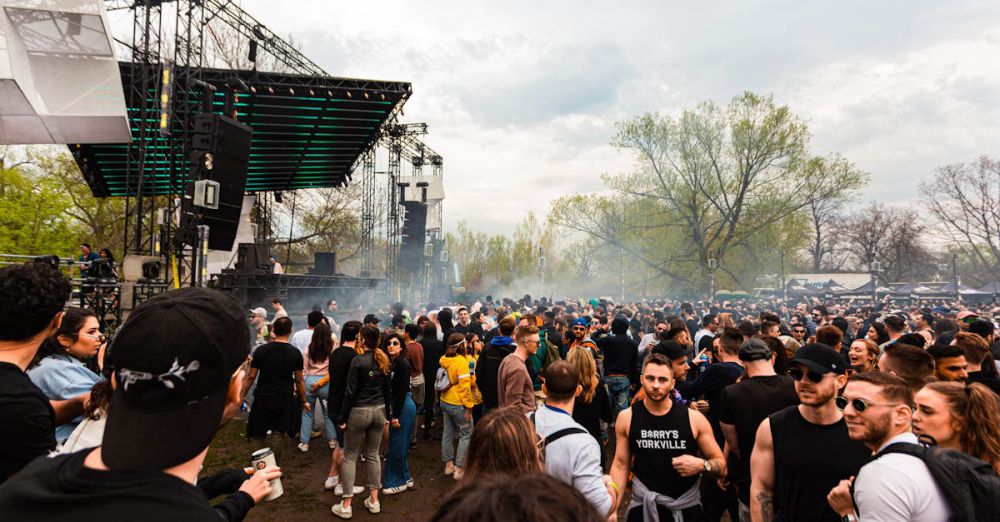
[610,353,726,522]
[749,343,869,522]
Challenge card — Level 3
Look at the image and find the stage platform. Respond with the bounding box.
[73,62,411,197]
[209,271,385,312]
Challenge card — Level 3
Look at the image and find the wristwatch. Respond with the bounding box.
[703,459,712,474]
[841,515,857,522]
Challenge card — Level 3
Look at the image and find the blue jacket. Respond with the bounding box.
[27,355,103,441]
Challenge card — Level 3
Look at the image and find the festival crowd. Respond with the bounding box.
[1,259,999,521]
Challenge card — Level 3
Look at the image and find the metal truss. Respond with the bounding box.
[360,148,376,275]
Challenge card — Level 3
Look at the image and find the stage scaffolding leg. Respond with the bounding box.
[361,149,376,276]
[387,138,402,298]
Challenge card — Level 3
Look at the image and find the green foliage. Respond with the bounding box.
[0,161,80,257]
[549,92,866,295]
[30,148,127,258]
[445,212,560,294]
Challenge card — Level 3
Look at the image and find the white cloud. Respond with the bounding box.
[147,1,1000,233]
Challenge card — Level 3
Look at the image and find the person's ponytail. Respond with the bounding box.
[375,348,390,375]
[962,382,1000,474]
[358,324,390,374]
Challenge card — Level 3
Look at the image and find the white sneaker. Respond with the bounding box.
[331,503,352,519]
[406,479,414,489]
[453,467,464,481]
[328,439,337,449]
[382,484,407,495]
[297,442,309,452]
[443,461,455,475]
[334,485,366,496]
[324,476,339,491]
[364,497,381,514]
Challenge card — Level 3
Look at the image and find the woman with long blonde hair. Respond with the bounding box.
[463,407,543,482]
[567,347,612,464]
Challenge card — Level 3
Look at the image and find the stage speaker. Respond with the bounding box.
[311,252,337,276]
[399,201,427,272]
[176,113,252,250]
[234,243,269,273]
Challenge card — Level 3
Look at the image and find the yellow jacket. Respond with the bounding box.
[439,354,477,408]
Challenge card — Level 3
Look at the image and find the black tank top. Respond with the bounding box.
[769,405,870,522]
[628,399,699,497]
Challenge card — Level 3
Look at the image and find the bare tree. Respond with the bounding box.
[920,156,1000,281]
[842,202,937,282]
[803,154,866,271]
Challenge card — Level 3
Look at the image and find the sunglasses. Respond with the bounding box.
[788,367,826,383]
[792,329,806,334]
[835,396,901,413]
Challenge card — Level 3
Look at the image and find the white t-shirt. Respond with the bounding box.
[854,432,951,521]
[290,328,314,353]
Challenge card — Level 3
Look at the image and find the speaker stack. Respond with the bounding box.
[399,201,428,272]
[176,113,252,251]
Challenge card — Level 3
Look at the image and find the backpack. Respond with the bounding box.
[528,331,549,391]
[528,411,588,458]
[872,442,1000,521]
[543,329,561,368]
[435,366,453,392]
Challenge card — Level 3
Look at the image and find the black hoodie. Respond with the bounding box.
[596,317,639,385]
[0,449,254,521]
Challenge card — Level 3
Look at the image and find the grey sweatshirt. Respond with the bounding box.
[533,405,612,516]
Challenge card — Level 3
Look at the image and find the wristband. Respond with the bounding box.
[609,481,620,496]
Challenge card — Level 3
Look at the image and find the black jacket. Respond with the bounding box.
[476,337,515,409]
[340,350,391,424]
[389,356,412,420]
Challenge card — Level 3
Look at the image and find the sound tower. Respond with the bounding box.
[399,201,427,272]
[176,113,252,251]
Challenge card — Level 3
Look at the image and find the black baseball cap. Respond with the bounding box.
[790,343,847,375]
[102,287,250,471]
[739,338,772,362]
[363,313,381,324]
[652,340,687,360]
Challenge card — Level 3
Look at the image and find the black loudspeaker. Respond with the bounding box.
[141,260,162,280]
[176,113,252,251]
[234,243,269,273]
[399,201,427,272]
[311,252,336,276]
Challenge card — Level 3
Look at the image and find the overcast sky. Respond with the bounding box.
[139,1,1000,233]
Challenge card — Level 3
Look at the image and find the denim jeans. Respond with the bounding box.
[300,374,336,444]
[606,375,631,418]
[384,393,416,488]
[440,400,472,468]
[410,376,425,441]
[341,405,386,496]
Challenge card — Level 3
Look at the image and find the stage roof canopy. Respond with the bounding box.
[74,62,410,197]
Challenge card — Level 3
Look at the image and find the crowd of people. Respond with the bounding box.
[2,259,1000,520]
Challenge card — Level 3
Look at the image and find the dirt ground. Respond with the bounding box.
[204,414,455,521]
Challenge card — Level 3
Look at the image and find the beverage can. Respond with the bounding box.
[250,447,283,501]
